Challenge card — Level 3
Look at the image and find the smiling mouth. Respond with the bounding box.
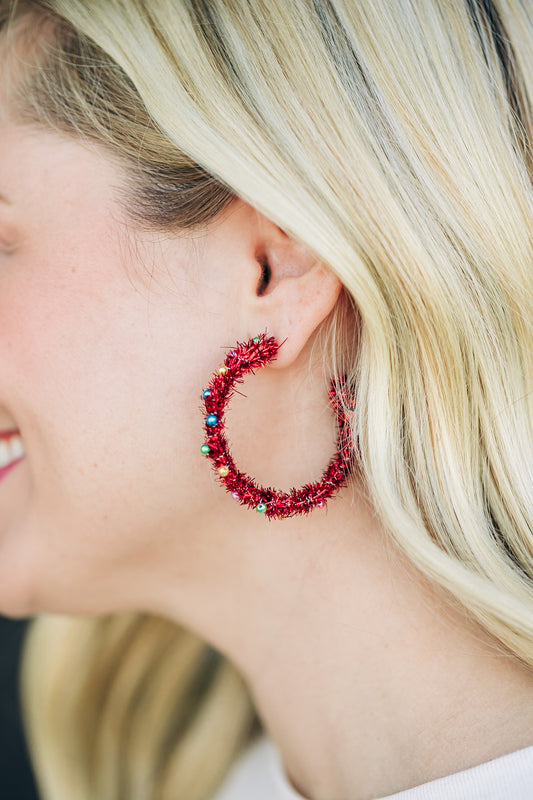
[0,431,25,470]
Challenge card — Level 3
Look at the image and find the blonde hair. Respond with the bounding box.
[1,0,532,798]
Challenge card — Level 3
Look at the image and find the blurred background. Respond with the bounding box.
[0,615,40,799]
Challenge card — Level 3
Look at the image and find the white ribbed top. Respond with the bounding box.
[212,734,533,800]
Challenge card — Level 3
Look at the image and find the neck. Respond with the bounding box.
[149,473,533,800]
[229,488,533,799]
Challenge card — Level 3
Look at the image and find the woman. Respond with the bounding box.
[0,0,532,798]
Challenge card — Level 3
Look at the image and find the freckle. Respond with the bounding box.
[71,268,76,274]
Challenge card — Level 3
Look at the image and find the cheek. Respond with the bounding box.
[0,256,214,602]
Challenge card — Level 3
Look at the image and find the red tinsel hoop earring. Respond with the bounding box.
[200,333,355,520]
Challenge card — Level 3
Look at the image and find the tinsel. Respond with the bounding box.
[201,333,355,520]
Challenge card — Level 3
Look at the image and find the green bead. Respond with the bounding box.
[256,503,267,513]
[200,444,211,456]
[252,336,261,343]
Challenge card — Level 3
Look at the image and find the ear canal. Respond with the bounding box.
[256,258,272,297]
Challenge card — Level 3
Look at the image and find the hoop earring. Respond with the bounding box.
[200,333,354,520]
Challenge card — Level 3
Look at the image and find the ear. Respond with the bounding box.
[245,213,342,368]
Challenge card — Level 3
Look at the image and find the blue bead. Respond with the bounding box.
[202,389,211,399]
[206,414,218,427]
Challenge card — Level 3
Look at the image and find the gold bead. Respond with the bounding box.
[218,466,230,477]
[217,365,229,376]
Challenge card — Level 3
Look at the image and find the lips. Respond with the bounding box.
[0,428,19,439]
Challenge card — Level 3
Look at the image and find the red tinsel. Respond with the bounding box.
[201,333,355,520]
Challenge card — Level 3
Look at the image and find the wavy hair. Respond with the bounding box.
[0,1,532,798]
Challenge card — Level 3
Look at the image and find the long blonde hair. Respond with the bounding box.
[1,1,532,798]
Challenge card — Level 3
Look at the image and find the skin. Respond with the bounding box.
[1,75,533,800]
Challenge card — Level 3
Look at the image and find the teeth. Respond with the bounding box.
[0,434,25,468]
[10,435,24,460]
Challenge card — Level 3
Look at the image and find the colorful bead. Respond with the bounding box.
[202,389,211,399]
[206,414,218,427]
[252,336,261,343]
[200,444,211,455]
[256,502,267,513]
[218,465,230,477]
[217,365,229,376]
[232,492,240,501]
